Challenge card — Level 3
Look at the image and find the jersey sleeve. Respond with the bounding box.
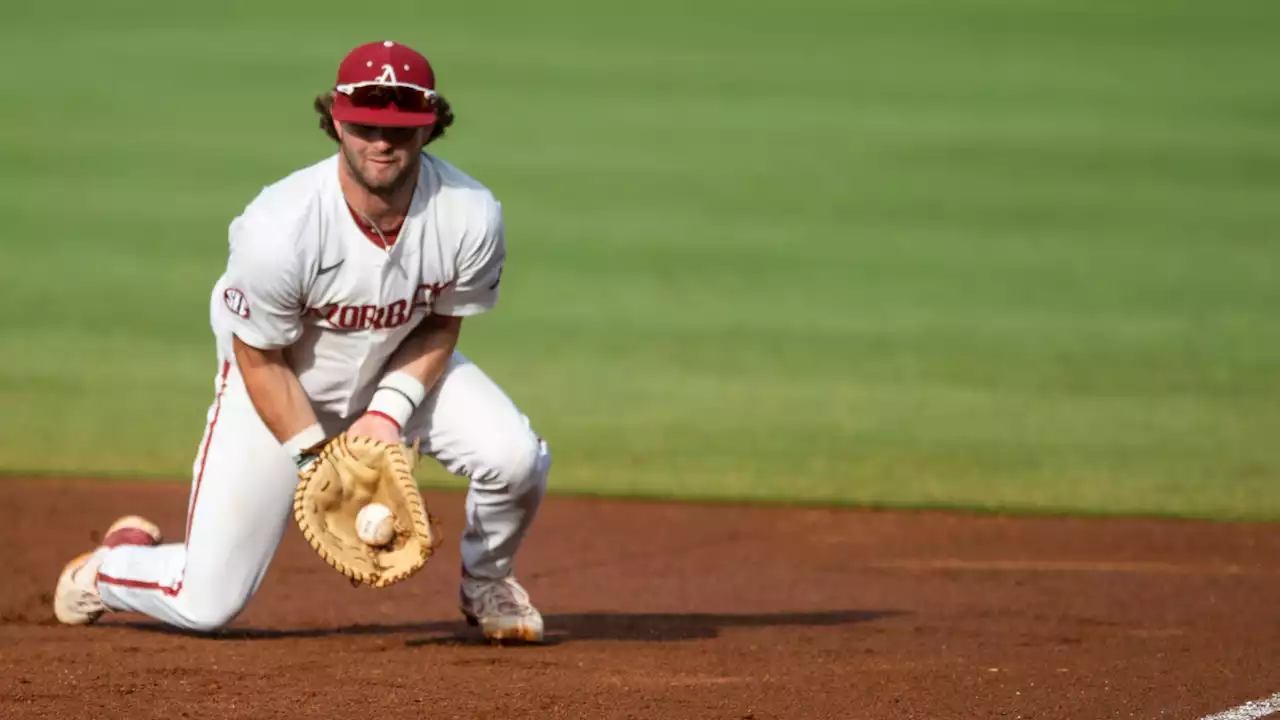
[432,196,507,317]
[219,211,306,350]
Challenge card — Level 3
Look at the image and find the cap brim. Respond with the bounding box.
[331,104,438,128]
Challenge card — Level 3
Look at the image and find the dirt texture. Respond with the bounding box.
[2,479,1279,719]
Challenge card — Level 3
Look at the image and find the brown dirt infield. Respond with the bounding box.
[2,478,1279,719]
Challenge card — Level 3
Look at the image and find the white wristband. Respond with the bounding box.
[283,424,327,470]
[366,371,427,430]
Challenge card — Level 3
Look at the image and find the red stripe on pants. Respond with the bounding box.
[187,360,231,545]
[97,573,181,597]
[93,362,232,599]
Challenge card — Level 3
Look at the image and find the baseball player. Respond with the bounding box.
[52,40,550,642]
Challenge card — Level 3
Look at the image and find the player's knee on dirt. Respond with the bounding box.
[170,591,251,633]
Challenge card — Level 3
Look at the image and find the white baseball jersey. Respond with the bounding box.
[209,152,506,421]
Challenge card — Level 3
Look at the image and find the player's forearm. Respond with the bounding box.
[386,313,463,388]
[232,335,320,444]
[363,314,462,430]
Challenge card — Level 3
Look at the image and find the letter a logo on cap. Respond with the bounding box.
[375,64,398,83]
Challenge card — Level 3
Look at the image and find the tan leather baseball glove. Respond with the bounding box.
[293,434,442,588]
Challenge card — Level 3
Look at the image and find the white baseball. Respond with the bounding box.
[356,503,396,546]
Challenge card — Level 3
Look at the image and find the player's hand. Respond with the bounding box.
[346,412,403,445]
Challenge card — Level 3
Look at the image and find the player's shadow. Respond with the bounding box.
[112,609,901,645]
[409,610,902,646]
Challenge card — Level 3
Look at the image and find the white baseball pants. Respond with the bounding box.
[95,351,550,632]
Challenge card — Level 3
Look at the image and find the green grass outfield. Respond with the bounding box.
[2,1,1278,520]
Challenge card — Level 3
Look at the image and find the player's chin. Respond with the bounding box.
[362,160,408,190]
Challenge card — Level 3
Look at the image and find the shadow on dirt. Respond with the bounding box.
[110,609,902,645]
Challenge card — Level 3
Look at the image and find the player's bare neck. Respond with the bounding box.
[338,163,415,235]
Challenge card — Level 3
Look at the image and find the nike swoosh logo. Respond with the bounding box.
[317,260,345,276]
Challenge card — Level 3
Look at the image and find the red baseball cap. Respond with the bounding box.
[331,41,439,127]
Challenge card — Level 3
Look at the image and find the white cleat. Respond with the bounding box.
[53,549,109,625]
[460,574,545,643]
[53,516,163,626]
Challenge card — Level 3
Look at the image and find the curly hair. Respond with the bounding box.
[313,91,455,146]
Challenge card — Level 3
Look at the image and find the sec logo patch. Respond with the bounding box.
[224,288,251,319]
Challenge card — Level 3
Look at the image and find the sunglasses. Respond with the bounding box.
[335,82,438,112]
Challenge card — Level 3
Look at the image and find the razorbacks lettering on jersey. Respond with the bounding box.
[209,152,506,421]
